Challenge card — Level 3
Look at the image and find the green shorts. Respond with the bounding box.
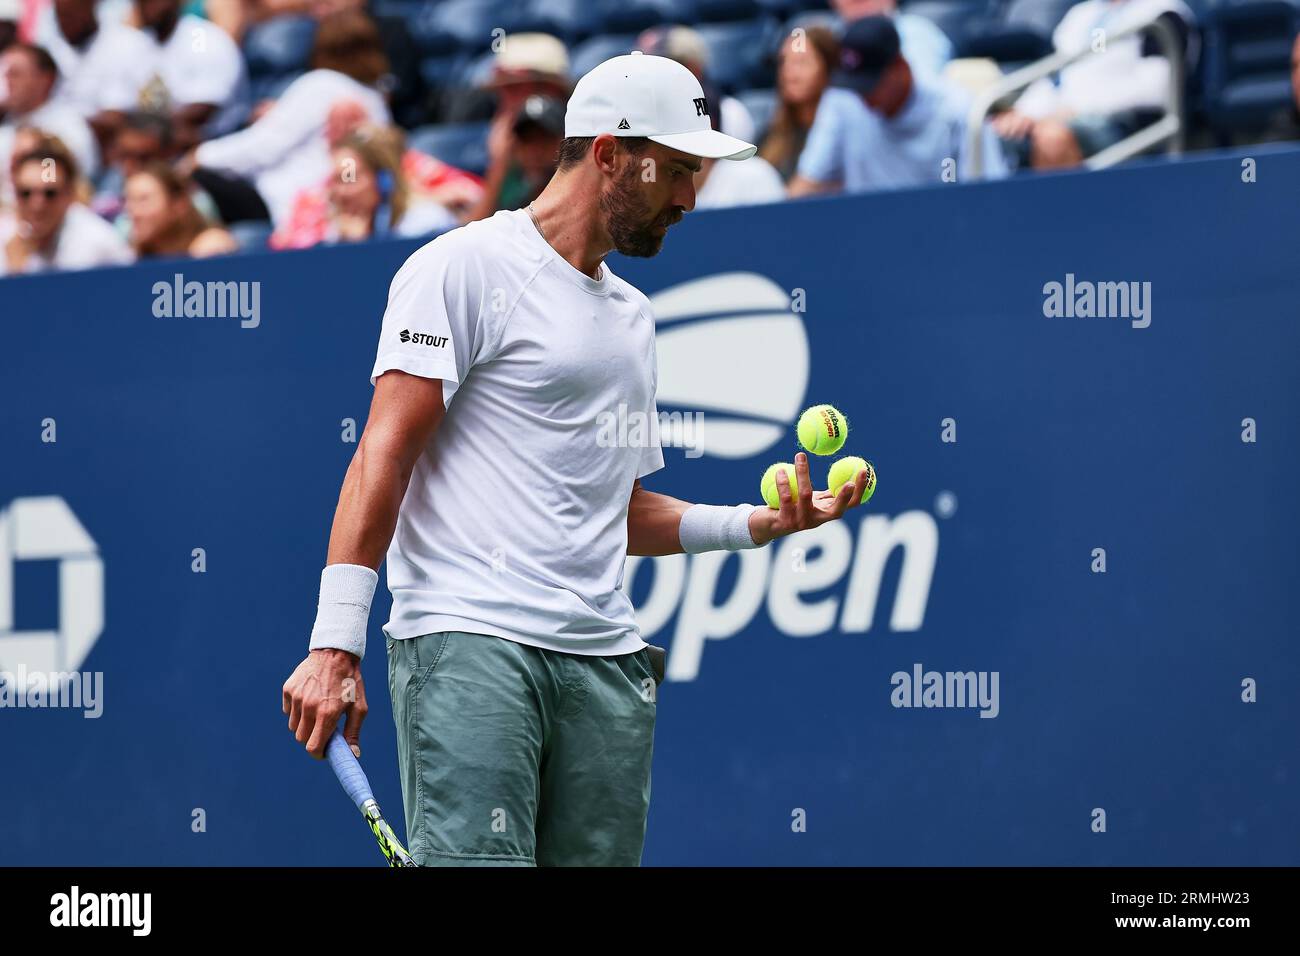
[386,631,658,866]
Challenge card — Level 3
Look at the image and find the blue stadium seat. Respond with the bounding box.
[734,87,778,141]
[695,0,764,22]
[227,221,274,253]
[418,53,474,93]
[957,0,1073,61]
[902,1,987,53]
[408,122,492,176]
[569,33,640,76]
[242,16,316,79]
[1201,0,1300,132]
[410,0,511,57]
[511,0,612,43]
[757,0,832,17]
[601,0,699,35]
[695,20,779,91]
[248,72,301,104]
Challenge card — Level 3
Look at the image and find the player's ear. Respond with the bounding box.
[592,134,621,175]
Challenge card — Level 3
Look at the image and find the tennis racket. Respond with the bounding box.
[326,728,417,867]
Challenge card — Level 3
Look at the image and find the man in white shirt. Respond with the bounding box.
[281,53,873,867]
[36,0,156,127]
[134,0,248,148]
[0,43,99,181]
[992,0,1197,168]
[1,142,132,275]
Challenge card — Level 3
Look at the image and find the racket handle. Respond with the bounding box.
[327,727,375,812]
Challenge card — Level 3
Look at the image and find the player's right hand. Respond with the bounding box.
[282,649,368,760]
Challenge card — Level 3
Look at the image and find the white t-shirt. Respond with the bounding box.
[371,209,664,656]
[196,70,389,227]
[0,204,133,275]
[143,14,248,136]
[696,155,786,209]
[0,98,100,182]
[38,17,156,117]
[1015,0,1196,119]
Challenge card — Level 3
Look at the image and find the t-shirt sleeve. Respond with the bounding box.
[370,236,494,392]
[796,92,845,186]
[638,340,665,480]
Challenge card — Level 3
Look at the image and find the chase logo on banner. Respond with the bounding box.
[0,497,104,691]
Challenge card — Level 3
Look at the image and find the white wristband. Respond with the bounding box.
[678,503,760,554]
[308,564,378,660]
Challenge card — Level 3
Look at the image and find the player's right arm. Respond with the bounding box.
[282,370,445,760]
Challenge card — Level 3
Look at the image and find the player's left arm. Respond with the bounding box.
[627,452,870,555]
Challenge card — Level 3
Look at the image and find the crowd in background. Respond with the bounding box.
[1,0,1297,275]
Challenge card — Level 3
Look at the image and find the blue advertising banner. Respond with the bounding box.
[1,145,1297,865]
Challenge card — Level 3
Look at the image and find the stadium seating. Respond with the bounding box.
[408,121,493,175]
[1199,0,1300,134]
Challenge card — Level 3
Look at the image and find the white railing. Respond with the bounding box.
[965,13,1185,176]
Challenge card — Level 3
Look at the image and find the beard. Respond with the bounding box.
[600,163,681,258]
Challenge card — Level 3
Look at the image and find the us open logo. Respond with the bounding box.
[649,272,809,460]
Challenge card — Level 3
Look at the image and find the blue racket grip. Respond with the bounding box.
[327,728,375,811]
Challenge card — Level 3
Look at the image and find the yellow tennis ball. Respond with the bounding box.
[797,404,848,455]
[828,456,876,504]
[760,462,802,509]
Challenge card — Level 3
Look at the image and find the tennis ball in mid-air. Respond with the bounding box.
[760,462,802,509]
[828,456,876,504]
[797,404,848,455]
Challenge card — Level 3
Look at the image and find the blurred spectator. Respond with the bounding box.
[444,32,570,125]
[134,0,249,147]
[992,0,1197,168]
[314,0,426,128]
[1,138,131,274]
[760,25,840,181]
[125,161,236,258]
[694,141,785,210]
[38,0,154,141]
[191,9,390,226]
[0,42,98,181]
[832,0,953,79]
[637,24,756,146]
[0,0,19,52]
[401,148,485,221]
[464,93,561,223]
[789,17,1007,197]
[271,124,454,248]
[91,107,171,219]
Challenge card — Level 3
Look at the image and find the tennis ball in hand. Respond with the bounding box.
[828,456,876,504]
[797,404,848,455]
[761,462,803,509]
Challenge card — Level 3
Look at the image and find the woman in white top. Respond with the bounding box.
[192,10,392,226]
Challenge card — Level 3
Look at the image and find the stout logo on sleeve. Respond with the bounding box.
[399,329,449,347]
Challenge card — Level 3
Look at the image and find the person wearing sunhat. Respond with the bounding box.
[283,52,873,866]
[789,15,1008,196]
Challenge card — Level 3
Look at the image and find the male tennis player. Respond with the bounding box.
[282,52,871,866]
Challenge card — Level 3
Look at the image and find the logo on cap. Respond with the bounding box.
[618,118,631,130]
[692,97,709,117]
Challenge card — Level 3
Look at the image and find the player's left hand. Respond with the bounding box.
[748,452,869,545]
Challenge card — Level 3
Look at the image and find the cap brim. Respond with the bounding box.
[647,128,757,161]
[831,68,884,95]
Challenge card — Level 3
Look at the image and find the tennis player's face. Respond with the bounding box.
[600,143,698,258]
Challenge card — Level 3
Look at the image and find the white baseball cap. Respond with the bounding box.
[565,52,756,161]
